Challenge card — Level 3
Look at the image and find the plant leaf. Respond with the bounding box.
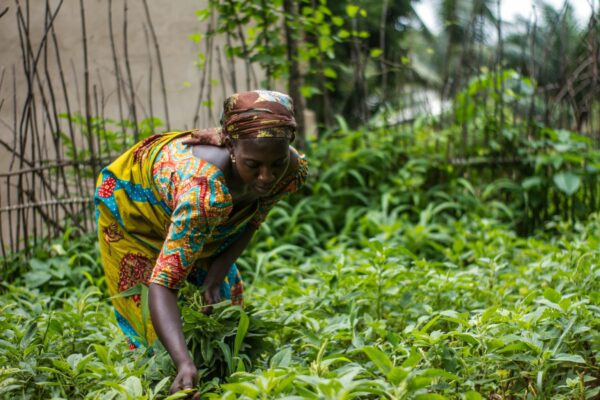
[363,346,393,375]
[553,172,580,196]
[233,310,249,358]
[551,353,586,364]
[270,347,293,368]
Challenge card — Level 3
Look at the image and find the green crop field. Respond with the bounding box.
[1,124,599,399]
[1,1,599,398]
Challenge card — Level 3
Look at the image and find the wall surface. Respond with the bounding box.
[1,0,259,135]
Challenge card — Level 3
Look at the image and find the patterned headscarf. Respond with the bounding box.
[186,90,296,147]
[221,90,296,141]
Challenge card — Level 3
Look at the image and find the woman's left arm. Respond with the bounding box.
[201,225,257,308]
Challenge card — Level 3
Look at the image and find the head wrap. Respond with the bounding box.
[221,90,296,141]
[185,90,296,146]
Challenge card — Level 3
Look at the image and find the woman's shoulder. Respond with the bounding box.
[152,137,232,211]
[155,136,230,175]
[191,144,230,173]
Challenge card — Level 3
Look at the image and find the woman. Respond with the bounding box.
[94,90,307,395]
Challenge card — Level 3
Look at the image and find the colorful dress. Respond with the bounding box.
[95,131,308,348]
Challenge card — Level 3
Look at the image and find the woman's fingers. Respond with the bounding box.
[169,364,198,394]
[203,290,217,314]
[203,286,221,305]
[211,286,222,304]
[169,382,179,394]
[202,289,212,304]
[181,133,201,145]
[201,290,211,314]
[169,380,187,394]
[169,375,180,393]
[211,287,221,303]
[202,286,222,314]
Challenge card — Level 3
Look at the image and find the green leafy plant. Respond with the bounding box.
[180,294,279,380]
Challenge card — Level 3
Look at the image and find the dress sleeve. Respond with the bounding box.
[150,173,232,289]
[250,147,308,229]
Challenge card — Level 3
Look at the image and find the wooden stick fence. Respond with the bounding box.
[0,0,598,260]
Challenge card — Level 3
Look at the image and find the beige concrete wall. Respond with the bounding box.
[0,0,261,151]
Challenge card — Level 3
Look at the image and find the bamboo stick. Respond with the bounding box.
[123,0,139,140]
[141,0,170,131]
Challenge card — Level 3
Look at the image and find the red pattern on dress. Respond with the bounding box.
[133,134,163,164]
[118,253,153,306]
[153,252,184,285]
[97,177,116,198]
[230,281,244,306]
[176,175,208,218]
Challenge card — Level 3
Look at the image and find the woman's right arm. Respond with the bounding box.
[149,283,199,396]
[147,166,232,396]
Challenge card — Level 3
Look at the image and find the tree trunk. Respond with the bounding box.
[283,0,306,150]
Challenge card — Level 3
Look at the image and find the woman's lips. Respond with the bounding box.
[254,184,273,194]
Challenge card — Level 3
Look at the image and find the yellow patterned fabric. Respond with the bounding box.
[94,131,307,347]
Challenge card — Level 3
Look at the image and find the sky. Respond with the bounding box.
[414,0,597,34]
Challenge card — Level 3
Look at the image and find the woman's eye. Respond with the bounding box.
[274,159,288,167]
[245,162,259,168]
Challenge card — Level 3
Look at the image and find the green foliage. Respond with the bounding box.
[371,69,600,233]
[1,226,102,291]
[2,101,599,398]
[2,208,599,398]
[194,0,598,151]
[194,0,371,105]
[2,0,598,397]
[180,294,278,379]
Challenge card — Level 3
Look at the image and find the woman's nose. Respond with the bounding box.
[258,167,275,184]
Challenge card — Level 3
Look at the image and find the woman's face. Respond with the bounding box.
[229,138,290,196]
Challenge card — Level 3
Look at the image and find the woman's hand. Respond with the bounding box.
[149,284,200,399]
[182,129,202,146]
[201,283,222,315]
[200,225,258,314]
[182,128,221,146]
[170,361,201,399]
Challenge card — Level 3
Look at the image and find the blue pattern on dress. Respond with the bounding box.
[115,309,142,348]
[94,169,172,225]
[186,263,240,300]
